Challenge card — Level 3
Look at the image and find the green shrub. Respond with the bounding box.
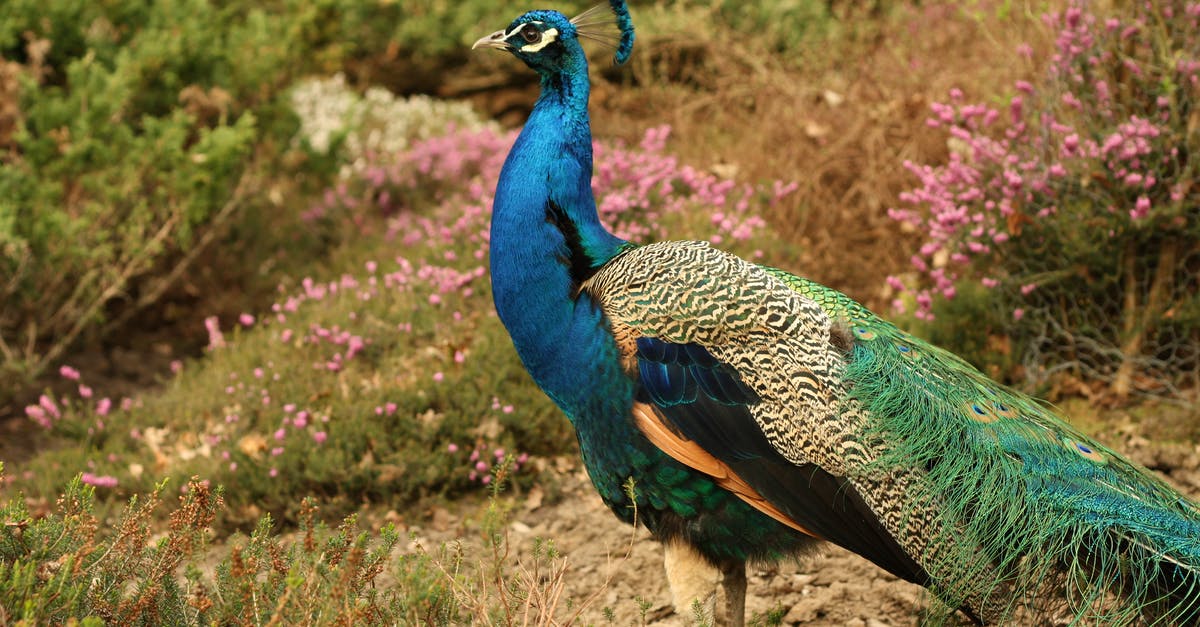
[0,0,546,410]
[0,0,326,402]
[1,464,644,626]
[0,468,452,625]
[0,472,222,625]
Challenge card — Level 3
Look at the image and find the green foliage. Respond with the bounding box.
[201,499,407,625]
[0,474,220,625]
[696,0,834,54]
[1,466,644,626]
[0,0,539,407]
[0,0,328,399]
[0,469,464,625]
[390,0,564,59]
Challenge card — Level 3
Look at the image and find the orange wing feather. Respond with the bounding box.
[631,402,821,539]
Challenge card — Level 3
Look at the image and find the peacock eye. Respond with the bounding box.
[519,24,541,44]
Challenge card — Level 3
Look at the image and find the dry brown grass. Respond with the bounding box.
[590,1,1055,310]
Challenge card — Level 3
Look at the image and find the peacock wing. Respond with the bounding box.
[582,240,935,589]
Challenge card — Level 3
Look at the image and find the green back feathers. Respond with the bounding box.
[763,265,1200,623]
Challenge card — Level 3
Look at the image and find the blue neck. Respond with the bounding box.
[489,50,628,421]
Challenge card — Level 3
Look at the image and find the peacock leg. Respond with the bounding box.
[663,540,721,624]
[721,560,747,627]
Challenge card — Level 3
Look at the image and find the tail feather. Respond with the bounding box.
[763,266,1200,624]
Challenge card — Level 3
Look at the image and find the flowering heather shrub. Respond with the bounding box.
[10,96,794,520]
[889,0,1200,396]
[309,122,793,253]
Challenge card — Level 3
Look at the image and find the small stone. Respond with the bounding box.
[784,597,825,623]
[792,573,817,588]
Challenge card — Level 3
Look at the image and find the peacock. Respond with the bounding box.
[473,3,1200,624]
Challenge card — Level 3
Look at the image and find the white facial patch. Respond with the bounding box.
[502,20,542,39]
[522,27,559,53]
[497,20,560,54]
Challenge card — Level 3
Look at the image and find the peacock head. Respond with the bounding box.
[473,11,580,75]
[472,2,635,74]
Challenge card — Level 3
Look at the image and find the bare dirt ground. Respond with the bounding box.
[399,407,1200,626]
[406,463,930,626]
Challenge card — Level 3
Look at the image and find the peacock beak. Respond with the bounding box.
[472,30,511,51]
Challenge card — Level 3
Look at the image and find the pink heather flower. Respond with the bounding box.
[293,414,308,429]
[517,453,529,464]
[454,350,465,364]
[1013,308,1026,321]
[494,448,506,459]
[25,405,50,428]
[170,360,183,375]
[239,313,255,327]
[280,329,294,343]
[204,316,226,349]
[271,447,284,456]
[475,461,488,472]
[269,468,279,477]
[448,443,459,453]
[77,384,93,399]
[283,403,296,413]
[80,473,118,488]
[312,431,327,444]
[274,428,287,441]
[385,402,397,414]
[481,475,492,485]
[428,294,442,305]
[433,372,444,382]
[96,398,112,417]
[1062,133,1080,155]
[39,394,60,418]
[502,405,514,414]
[1131,196,1151,219]
[59,365,81,381]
